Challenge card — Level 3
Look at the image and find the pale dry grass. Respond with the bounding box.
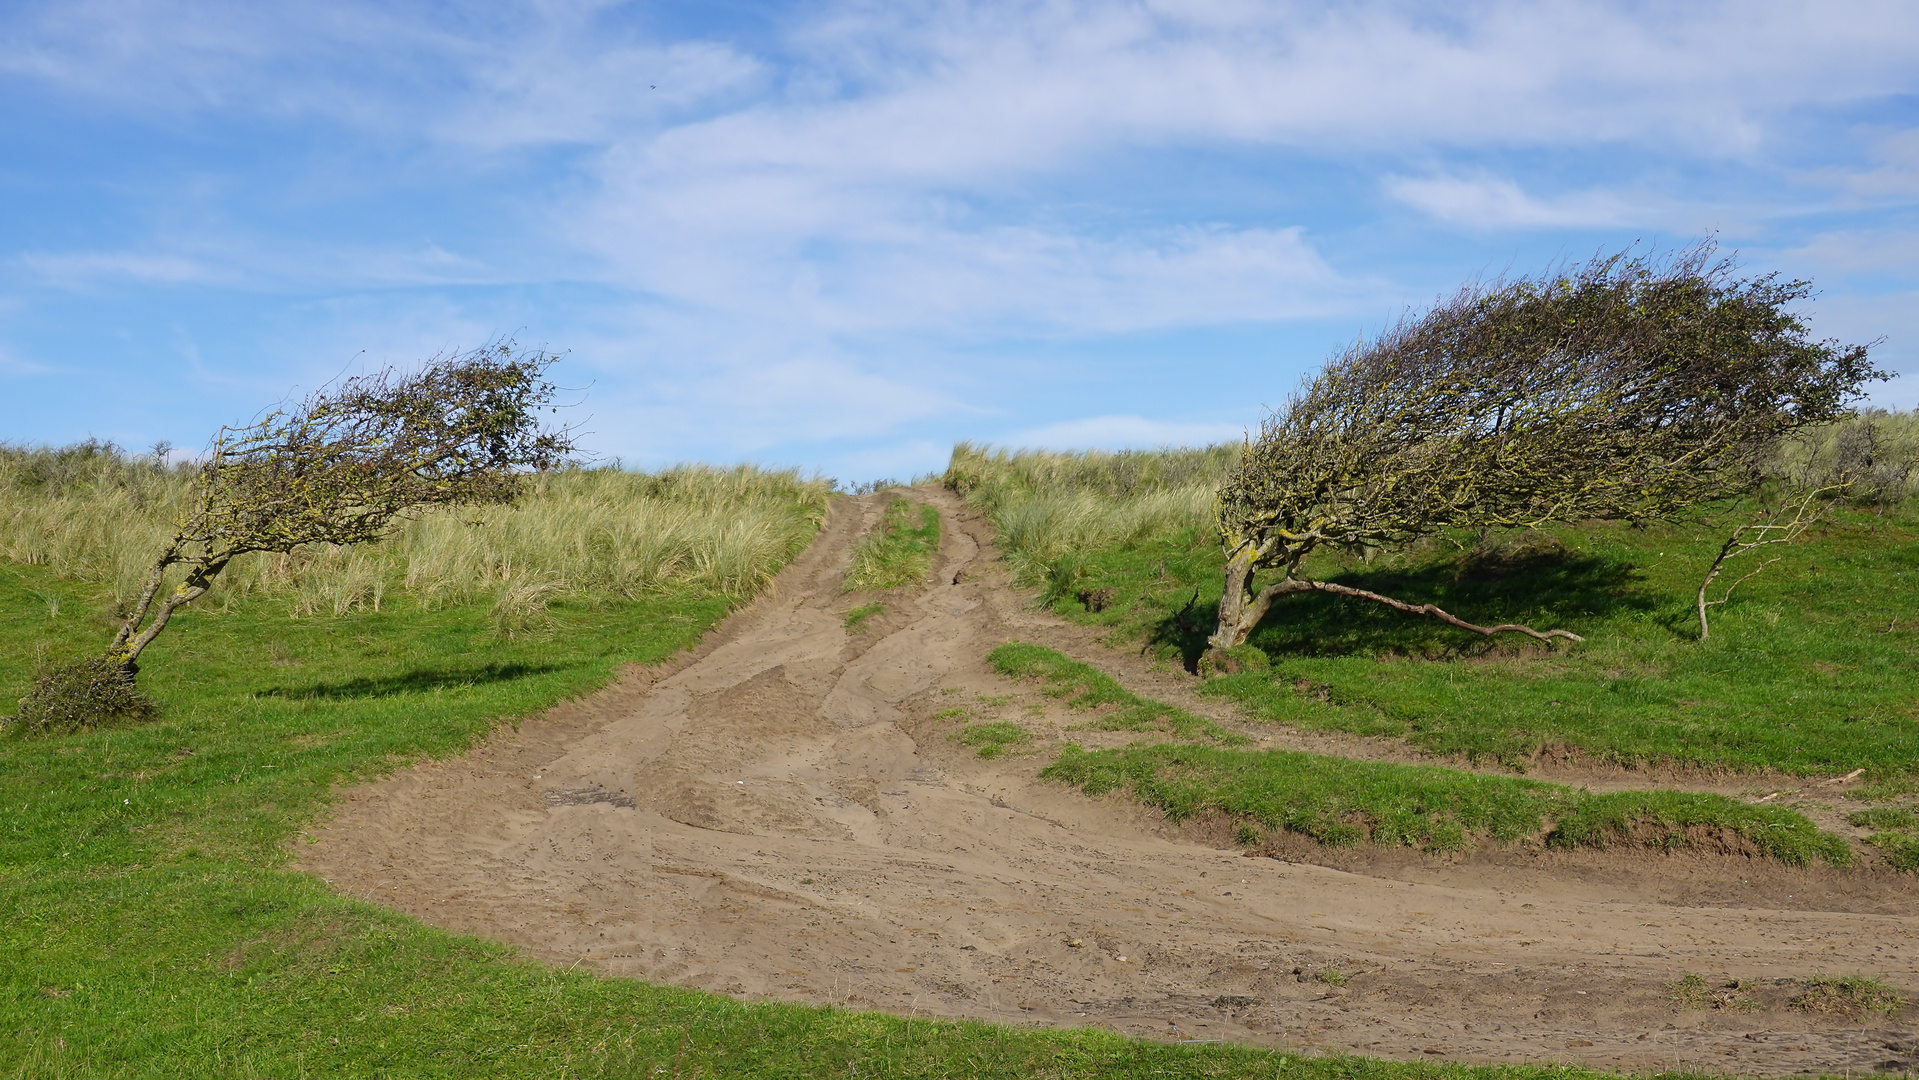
[943,441,1231,585]
[1769,408,1919,505]
[1,442,830,616]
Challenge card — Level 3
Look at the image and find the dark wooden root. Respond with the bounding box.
[1299,580,1584,643]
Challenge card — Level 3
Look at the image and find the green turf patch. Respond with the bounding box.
[1040,740,1851,866]
[845,602,885,631]
[988,642,1243,744]
[1849,807,1919,872]
[1791,975,1908,1017]
[844,498,940,591]
[1042,741,1573,853]
[991,642,1854,867]
[1548,791,1853,867]
[1848,806,1919,831]
[955,721,1032,759]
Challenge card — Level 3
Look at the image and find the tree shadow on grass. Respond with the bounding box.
[1255,544,1654,659]
[1146,541,1655,666]
[256,662,568,701]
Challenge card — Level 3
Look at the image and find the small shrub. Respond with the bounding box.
[1790,975,1906,1017]
[1668,973,1757,1011]
[7,656,158,737]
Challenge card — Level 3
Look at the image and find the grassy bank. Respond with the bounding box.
[949,425,1919,783]
[995,644,1850,867]
[0,455,1673,1076]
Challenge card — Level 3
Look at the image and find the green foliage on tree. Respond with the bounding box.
[1212,242,1883,649]
[11,342,575,734]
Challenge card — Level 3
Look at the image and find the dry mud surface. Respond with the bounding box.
[302,490,1919,1076]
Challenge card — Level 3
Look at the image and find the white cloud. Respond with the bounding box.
[1779,227,1919,279]
[4,0,1919,470]
[1805,289,1919,408]
[999,414,1249,452]
[1832,128,1919,201]
[20,251,219,288]
[588,348,966,462]
[824,439,950,483]
[0,344,58,376]
[12,2,1919,158]
[1382,173,1740,232]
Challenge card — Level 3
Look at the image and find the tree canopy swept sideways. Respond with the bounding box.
[1210,241,1883,651]
[106,341,578,674]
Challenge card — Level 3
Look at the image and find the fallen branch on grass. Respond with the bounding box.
[1232,577,1585,645]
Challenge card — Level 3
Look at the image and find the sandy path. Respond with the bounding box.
[301,490,1918,1075]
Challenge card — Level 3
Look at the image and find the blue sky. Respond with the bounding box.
[2,1,1916,483]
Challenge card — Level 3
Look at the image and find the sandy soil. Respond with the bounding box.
[301,489,1919,1076]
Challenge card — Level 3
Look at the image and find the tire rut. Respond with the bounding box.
[300,488,1918,1075]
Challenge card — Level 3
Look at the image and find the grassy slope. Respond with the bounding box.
[2,537,1657,1078]
[991,485,1919,779]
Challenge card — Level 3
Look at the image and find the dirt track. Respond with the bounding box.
[301,490,1919,1075]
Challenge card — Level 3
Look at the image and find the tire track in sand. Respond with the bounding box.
[301,489,1919,1075]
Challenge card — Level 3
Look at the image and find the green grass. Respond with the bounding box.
[1041,739,1849,865]
[955,447,1919,779]
[988,642,1242,743]
[992,641,1850,866]
[1848,807,1918,830]
[844,498,941,591]
[1668,974,1758,1012]
[954,721,1032,759]
[0,566,1677,1079]
[1849,808,1919,873]
[845,603,886,631]
[1790,975,1908,1017]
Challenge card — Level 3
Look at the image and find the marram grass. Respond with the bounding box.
[0,442,831,613]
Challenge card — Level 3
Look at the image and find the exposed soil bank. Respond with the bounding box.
[302,489,1918,1076]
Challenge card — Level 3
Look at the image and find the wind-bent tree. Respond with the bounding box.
[102,342,575,675]
[1210,243,1881,651]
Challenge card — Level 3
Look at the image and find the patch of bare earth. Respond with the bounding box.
[301,488,1919,1076]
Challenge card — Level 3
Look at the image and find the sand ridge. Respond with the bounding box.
[300,488,1918,1075]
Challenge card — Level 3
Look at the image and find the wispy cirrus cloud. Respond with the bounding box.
[19,251,221,288]
[1381,173,1742,233]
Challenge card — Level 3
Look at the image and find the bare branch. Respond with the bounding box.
[1299,580,1585,643]
[1695,486,1835,640]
